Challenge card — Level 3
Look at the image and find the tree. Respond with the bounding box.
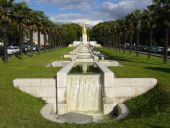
[26,10,39,55]
[0,0,14,63]
[35,11,45,52]
[11,2,29,56]
[144,4,158,59]
[40,16,49,52]
[125,13,135,54]
[153,0,170,63]
[131,10,143,57]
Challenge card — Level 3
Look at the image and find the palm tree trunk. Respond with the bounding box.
[19,25,23,56]
[129,31,133,55]
[52,34,55,49]
[30,29,33,54]
[148,27,153,60]
[44,33,46,52]
[55,36,57,48]
[123,32,126,53]
[111,34,114,49]
[48,33,51,49]
[2,25,8,64]
[164,26,169,64]
[113,34,115,50]
[118,33,121,52]
[38,30,41,52]
[115,32,118,52]
[55,37,57,48]
[58,37,61,48]
[136,30,140,57]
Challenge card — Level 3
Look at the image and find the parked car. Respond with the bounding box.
[141,45,149,52]
[22,45,31,53]
[151,46,157,53]
[14,46,20,53]
[167,47,170,52]
[32,45,38,51]
[7,46,16,55]
[156,47,163,54]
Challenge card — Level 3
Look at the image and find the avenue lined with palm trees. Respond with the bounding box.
[0,0,81,63]
[1,0,169,64]
[91,0,169,63]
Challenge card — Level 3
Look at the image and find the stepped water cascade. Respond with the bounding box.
[66,74,102,113]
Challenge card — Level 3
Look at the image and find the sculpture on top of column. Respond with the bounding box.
[82,23,88,45]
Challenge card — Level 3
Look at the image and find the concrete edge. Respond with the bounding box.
[40,104,93,124]
[40,104,64,123]
[114,103,130,121]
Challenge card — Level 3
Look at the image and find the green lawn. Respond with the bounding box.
[0,47,170,128]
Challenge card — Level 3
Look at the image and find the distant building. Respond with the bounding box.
[24,31,48,46]
[33,31,48,46]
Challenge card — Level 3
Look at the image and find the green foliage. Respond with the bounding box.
[59,23,82,46]
[127,85,169,117]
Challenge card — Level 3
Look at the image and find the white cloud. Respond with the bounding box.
[49,13,103,26]
[36,0,95,11]
[15,0,153,26]
[100,0,153,19]
[51,17,103,27]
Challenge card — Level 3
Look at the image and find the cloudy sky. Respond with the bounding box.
[15,0,153,26]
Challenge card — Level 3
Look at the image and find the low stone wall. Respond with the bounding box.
[95,62,157,114]
[99,60,121,67]
[51,61,70,67]
[56,62,75,114]
[96,62,114,87]
[95,62,115,114]
[104,78,157,104]
[13,78,56,111]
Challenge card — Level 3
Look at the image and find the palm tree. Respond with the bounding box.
[131,10,143,57]
[154,0,170,63]
[126,13,135,54]
[143,5,158,60]
[0,0,14,63]
[122,19,128,53]
[47,20,56,49]
[26,10,38,55]
[161,2,170,64]
[149,0,169,63]
[40,16,49,52]
[35,11,45,52]
[113,22,119,52]
[11,2,29,56]
[116,20,122,52]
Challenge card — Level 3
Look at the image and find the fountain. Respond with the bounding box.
[66,74,102,112]
[13,23,157,124]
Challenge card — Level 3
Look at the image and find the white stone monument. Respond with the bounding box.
[82,23,88,45]
[69,23,101,47]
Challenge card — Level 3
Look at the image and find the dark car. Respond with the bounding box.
[22,45,31,53]
[32,45,38,51]
[156,47,163,54]
[141,45,149,52]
